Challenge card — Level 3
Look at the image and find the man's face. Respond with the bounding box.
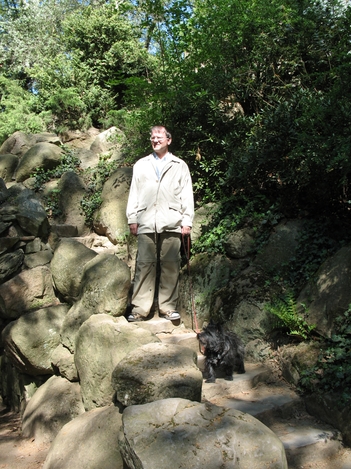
[150,129,171,154]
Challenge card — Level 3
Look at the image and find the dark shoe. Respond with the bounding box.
[127,312,146,322]
[161,310,180,321]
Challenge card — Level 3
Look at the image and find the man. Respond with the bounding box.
[126,125,194,322]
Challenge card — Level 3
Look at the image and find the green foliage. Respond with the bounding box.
[0,76,47,144]
[299,306,351,405]
[80,192,102,226]
[193,193,280,254]
[285,217,351,291]
[32,147,81,191]
[265,291,316,339]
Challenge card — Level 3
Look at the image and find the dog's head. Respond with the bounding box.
[196,322,223,355]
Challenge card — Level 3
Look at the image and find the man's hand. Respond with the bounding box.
[129,223,138,236]
[181,226,191,236]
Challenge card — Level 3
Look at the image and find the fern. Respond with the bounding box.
[265,291,315,339]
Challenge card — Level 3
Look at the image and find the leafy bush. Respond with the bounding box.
[299,306,351,405]
[0,76,47,145]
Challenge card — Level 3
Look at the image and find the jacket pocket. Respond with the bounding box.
[168,202,182,213]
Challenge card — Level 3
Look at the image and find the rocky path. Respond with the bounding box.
[158,323,351,469]
[1,319,351,469]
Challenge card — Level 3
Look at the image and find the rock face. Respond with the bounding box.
[118,398,288,469]
[112,343,203,407]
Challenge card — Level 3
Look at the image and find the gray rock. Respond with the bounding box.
[305,393,351,447]
[75,314,160,410]
[42,405,124,469]
[50,238,97,302]
[228,299,270,344]
[15,188,50,237]
[60,253,131,351]
[112,342,202,407]
[0,266,58,320]
[93,167,132,243]
[57,171,89,236]
[297,245,351,337]
[51,344,78,382]
[118,398,288,469]
[24,237,42,253]
[253,219,304,273]
[0,154,18,182]
[22,375,85,443]
[191,203,215,242]
[90,126,125,157]
[0,249,24,283]
[23,250,53,268]
[2,304,69,375]
[224,227,255,258]
[33,132,61,146]
[0,131,36,156]
[16,142,63,182]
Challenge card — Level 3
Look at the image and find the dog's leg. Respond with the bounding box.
[235,355,245,374]
[205,361,216,383]
[224,365,234,381]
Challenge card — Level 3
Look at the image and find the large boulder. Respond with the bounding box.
[75,314,160,410]
[0,154,19,181]
[0,187,50,238]
[93,167,132,243]
[22,375,85,444]
[15,142,63,182]
[0,266,58,320]
[90,126,125,158]
[42,405,124,469]
[224,227,255,258]
[112,342,202,407]
[297,245,351,337]
[119,398,288,469]
[15,189,50,237]
[50,238,98,302]
[2,304,69,376]
[60,253,131,351]
[57,171,90,236]
[253,219,304,273]
[0,131,36,156]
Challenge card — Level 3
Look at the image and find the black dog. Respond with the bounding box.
[197,322,245,383]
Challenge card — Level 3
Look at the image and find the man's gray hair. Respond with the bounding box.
[150,125,172,139]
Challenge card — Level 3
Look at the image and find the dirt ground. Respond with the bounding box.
[0,405,50,469]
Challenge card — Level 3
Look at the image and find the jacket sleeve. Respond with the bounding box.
[181,163,194,227]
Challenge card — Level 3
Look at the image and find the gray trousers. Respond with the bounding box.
[131,232,181,317]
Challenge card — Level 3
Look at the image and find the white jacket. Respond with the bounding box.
[126,153,194,234]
